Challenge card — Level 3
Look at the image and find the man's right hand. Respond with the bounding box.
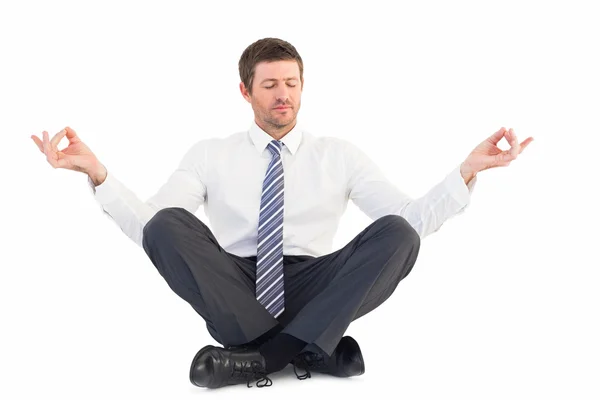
[31,126,107,186]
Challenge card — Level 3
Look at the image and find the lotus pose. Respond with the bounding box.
[32,37,533,389]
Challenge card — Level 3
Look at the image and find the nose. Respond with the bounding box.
[274,86,290,104]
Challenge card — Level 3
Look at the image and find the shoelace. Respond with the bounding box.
[293,360,311,380]
[230,360,273,388]
[292,352,328,380]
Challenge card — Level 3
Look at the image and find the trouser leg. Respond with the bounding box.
[279,214,421,356]
[141,207,280,347]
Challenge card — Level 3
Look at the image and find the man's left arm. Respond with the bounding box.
[345,127,533,239]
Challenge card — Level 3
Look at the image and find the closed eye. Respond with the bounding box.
[265,84,296,89]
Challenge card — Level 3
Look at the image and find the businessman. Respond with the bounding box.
[32,37,533,389]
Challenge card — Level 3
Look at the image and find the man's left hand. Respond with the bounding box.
[460,127,534,180]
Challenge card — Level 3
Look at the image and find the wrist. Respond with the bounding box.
[88,163,107,186]
[460,162,477,184]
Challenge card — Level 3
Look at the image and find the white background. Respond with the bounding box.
[1,0,598,398]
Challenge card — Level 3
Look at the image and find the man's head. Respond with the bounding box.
[239,38,304,137]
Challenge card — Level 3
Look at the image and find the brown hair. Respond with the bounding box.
[238,37,304,96]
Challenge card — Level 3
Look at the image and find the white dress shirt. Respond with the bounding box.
[88,120,477,257]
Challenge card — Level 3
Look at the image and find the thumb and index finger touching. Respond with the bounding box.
[488,126,534,149]
[488,127,508,146]
[31,126,79,153]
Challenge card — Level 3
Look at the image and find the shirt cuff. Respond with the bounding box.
[444,163,477,213]
[87,169,120,204]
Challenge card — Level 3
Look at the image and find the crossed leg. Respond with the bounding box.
[142,207,420,356]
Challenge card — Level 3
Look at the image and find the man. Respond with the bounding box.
[31,37,534,389]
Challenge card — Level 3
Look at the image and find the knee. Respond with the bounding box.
[142,207,186,247]
[378,215,420,280]
[378,214,421,249]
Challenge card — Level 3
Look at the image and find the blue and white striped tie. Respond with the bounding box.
[256,139,285,318]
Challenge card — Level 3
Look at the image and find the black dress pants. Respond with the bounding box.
[141,207,420,357]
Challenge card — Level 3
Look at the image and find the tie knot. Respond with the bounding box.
[267,140,283,157]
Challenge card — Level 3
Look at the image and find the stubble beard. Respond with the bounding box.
[262,106,297,130]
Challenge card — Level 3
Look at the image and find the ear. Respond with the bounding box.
[239,82,251,103]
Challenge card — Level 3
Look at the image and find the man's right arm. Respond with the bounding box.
[31,126,207,247]
[87,141,209,248]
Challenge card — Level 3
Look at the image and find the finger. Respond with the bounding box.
[42,131,50,155]
[64,126,81,144]
[50,128,67,151]
[43,131,60,168]
[519,137,534,153]
[488,127,507,145]
[508,128,520,157]
[31,135,44,153]
[504,128,519,158]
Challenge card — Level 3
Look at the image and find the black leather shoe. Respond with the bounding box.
[189,345,272,389]
[291,336,365,379]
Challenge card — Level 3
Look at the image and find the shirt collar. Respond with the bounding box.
[248,119,303,156]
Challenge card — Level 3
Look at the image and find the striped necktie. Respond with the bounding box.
[255,139,285,318]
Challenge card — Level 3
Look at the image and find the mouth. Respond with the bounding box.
[274,106,290,110]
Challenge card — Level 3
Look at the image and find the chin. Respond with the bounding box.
[270,114,293,123]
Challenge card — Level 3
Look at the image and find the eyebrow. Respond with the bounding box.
[260,77,299,84]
